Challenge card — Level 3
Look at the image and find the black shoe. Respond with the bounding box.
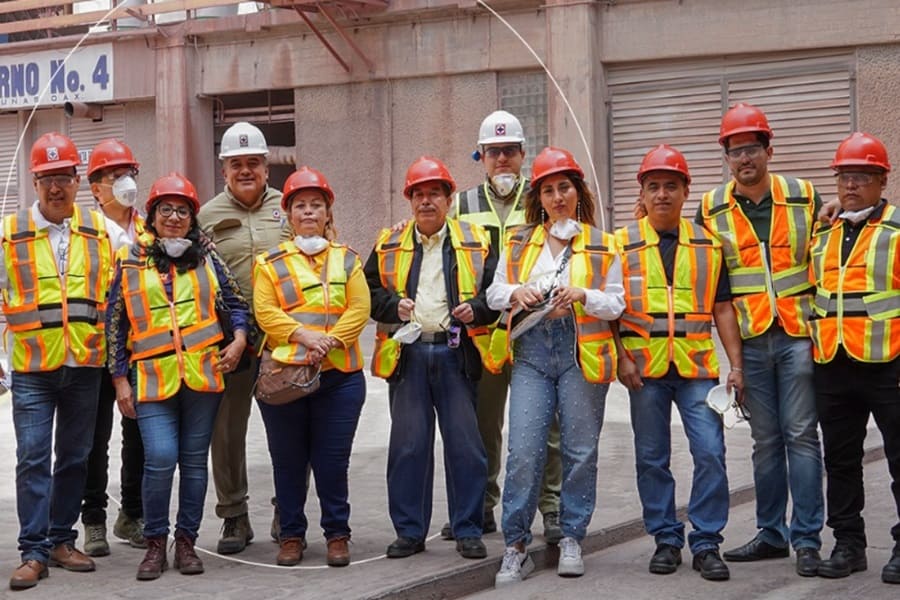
[483,511,497,535]
[543,512,563,545]
[796,547,821,577]
[456,537,487,559]
[818,544,867,578]
[386,537,425,558]
[883,553,900,584]
[440,522,454,541]
[692,549,730,581]
[649,544,682,575]
[723,536,790,562]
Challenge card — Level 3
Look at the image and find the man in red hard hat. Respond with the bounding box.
[698,103,825,577]
[365,156,497,561]
[810,132,899,585]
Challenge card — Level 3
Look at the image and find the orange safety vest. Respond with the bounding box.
[701,175,816,339]
[616,217,722,379]
[809,204,900,363]
[120,246,224,401]
[2,206,111,372]
[254,241,363,371]
[497,224,617,383]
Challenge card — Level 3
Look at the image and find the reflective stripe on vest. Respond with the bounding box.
[497,224,617,382]
[370,219,490,379]
[809,205,900,363]
[701,174,815,339]
[2,206,111,372]
[615,217,722,379]
[121,251,224,401]
[256,241,363,372]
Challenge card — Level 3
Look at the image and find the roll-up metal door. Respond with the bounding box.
[608,51,853,228]
[0,113,21,218]
[67,104,126,208]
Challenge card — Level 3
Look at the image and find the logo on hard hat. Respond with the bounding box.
[46,147,59,161]
[239,134,249,148]
[494,123,506,136]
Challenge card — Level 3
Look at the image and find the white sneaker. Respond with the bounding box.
[495,546,535,587]
[558,537,584,577]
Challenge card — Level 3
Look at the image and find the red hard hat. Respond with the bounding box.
[637,144,691,185]
[281,166,335,210]
[831,132,892,172]
[87,139,139,177]
[403,156,456,199]
[718,103,774,146]
[30,132,80,173]
[531,147,585,188]
[146,172,200,215]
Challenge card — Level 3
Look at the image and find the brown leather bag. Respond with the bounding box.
[253,349,321,405]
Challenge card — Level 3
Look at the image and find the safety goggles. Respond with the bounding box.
[36,174,76,188]
[483,145,522,159]
[724,144,765,160]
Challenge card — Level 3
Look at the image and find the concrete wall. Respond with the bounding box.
[123,100,158,202]
[856,45,900,204]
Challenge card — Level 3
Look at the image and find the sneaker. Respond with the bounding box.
[495,546,534,587]
[557,537,584,577]
[543,512,563,545]
[114,511,147,549]
[83,523,110,557]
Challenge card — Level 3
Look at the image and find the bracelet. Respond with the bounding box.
[731,367,743,373]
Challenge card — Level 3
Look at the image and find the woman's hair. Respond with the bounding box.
[144,204,206,273]
[524,171,597,227]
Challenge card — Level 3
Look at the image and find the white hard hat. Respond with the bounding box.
[219,121,269,159]
[478,110,526,147]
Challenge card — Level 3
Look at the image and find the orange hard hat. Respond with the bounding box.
[281,166,335,210]
[403,156,456,199]
[831,132,891,172]
[530,147,585,188]
[30,132,80,174]
[718,103,774,146]
[87,139,139,177]
[637,144,691,185]
[146,172,200,215]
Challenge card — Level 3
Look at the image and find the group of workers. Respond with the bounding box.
[2,101,897,593]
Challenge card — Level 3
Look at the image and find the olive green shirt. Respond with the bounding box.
[198,185,292,308]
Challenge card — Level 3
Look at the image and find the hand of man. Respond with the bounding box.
[451,302,474,325]
[397,298,415,322]
[617,353,643,391]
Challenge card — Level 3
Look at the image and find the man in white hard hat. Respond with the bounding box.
[198,122,292,555]
[439,110,563,543]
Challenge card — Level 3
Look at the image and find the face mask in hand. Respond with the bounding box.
[548,218,583,241]
[112,175,138,207]
[490,174,519,197]
[392,321,422,345]
[294,235,329,256]
[160,237,192,258]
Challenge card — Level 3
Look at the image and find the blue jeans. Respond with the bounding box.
[136,386,222,539]
[629,375,728,554]
[501,317,608,547]
[258,369,365,540]
[387,342,487,541]
[742,328,823,550]
[12,367,102,562]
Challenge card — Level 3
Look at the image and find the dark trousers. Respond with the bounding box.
[815,351,900,550]
[81,370,145,524]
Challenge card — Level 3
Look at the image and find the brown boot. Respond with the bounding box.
[277,537,305,566]
[173,530,204,575]
[48,543,95,572]
[136,536,168,581]
[327,536,351,567]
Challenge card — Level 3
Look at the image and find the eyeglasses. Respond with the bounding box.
[484,145,522,159]
[724,144,765,160]
[835,171,878,186]
[36,174,76,188]
[156,204,192,219]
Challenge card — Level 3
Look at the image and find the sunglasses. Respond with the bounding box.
[483,145,522,159]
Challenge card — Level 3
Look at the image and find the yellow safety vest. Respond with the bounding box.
[120,246,224,401]
[2,206,111,372]
[370,219,491,379]
[616,217,722,379]
[809,204,900,363]
[701,174,815,339]
[254,241,363,372]
[496,224,618,383]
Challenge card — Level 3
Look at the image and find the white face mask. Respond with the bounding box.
[294,235,329,256]
[841,205,877,225]
[549,218,583,241]
[111,175,138,207]
[392,321,422,345]
[160,237,192,258]
[490,174,518,198]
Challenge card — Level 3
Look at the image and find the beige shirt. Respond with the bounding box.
[198,186,292,308]
[413,223,450,334]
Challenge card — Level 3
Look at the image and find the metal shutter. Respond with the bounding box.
[67,104,126,208]
[0,113,21,219]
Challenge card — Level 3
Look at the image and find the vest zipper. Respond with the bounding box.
[759,241,780,319]
[167,265,186,379]
[667,284,675,365]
